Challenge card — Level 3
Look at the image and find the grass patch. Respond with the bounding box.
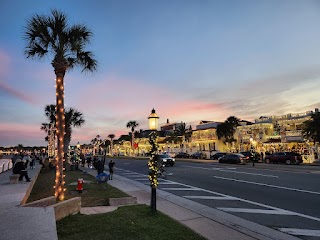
[27,167,128,206]
[27,167,55,203]
[57,205,206,240]
[63,170,128,207]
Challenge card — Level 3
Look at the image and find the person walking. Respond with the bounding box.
[94,160,104,174]
[108,159,115,180]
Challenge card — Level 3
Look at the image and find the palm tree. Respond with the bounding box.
[217,116,240,145]
[174,122,191,152]
[64,108,85,155]
[91,135,101,155]
[24,9,97,201]
[126,121,139,155]
[41,104,85,156]
[40,123,51,142]
[108,134,115,155]
[302,111,320,144]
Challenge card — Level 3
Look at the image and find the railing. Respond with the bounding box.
[0,159,13,174]
[285,130,303,137]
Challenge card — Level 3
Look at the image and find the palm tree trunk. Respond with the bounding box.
[111,139,113,155]
[55,73,66,201]
[64,132,71,163]
[132,131,134,156]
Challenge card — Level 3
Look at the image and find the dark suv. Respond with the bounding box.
[175,152,190,158]
[240,151,260,162]
[190,152,207,159]
[265,152,303,165]
[210,152,227,160]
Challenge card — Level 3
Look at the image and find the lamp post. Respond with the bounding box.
[147,108,159,213]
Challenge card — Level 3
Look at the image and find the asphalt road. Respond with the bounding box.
[106,158,320,240]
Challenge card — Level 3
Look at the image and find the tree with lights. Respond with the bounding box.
[24,9,97,201]
[126,121,139,155]
[108,134,115,155]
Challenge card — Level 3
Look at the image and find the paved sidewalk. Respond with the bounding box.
[0,162,58,240]
[82,167,300,240]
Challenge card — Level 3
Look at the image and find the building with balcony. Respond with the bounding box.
[236,109,318,155]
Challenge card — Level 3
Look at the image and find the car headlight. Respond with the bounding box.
[162,159,167,162]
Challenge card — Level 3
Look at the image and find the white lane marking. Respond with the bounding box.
[160,187,200,191]
[218,208,295,215]
[186,165,278,178]
[213,176,320,196]
[184,196,238,200]
[130,175,148,178]
[277,228,320,237]
[122,172,141,175]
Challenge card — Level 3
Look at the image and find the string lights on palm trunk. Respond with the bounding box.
[54,75,66,201]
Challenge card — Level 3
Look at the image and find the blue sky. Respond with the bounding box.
[1,0,320,147]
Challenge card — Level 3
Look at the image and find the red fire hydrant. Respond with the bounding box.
[76,178,83,193]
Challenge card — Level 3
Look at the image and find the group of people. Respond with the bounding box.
[11,152,48,182]
[11,151,116,183]
[92,157,115,181]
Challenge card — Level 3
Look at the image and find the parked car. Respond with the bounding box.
[158,154,175,166]
[219,153,247,164]
[175,152,190,158]
[210,152,227,160]
[264,152,303,165]
[240,151,260,162]
[190,152,207,159]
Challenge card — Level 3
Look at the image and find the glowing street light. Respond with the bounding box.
[147,108,159,213]
[148,108,159,131]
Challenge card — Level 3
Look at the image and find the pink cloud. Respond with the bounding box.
[71,73,231,122]
[0,81,37,105]
[0,122,46,147]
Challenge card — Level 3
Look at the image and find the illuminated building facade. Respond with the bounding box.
[236,109,318,158]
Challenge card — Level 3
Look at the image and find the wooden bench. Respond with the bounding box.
[9,174,20,184]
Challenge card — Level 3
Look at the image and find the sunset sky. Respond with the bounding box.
[1,0,320,147]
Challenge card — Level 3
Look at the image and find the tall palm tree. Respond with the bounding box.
[126,121,139,154]
[24,9,97,201]
[108,134,115,155]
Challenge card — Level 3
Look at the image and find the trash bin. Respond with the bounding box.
[70,164,75,171]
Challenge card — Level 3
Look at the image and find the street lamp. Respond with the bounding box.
[148,108,159,130]
[147,108,159,213]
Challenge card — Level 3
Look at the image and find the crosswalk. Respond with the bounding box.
[116,168,320,239]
